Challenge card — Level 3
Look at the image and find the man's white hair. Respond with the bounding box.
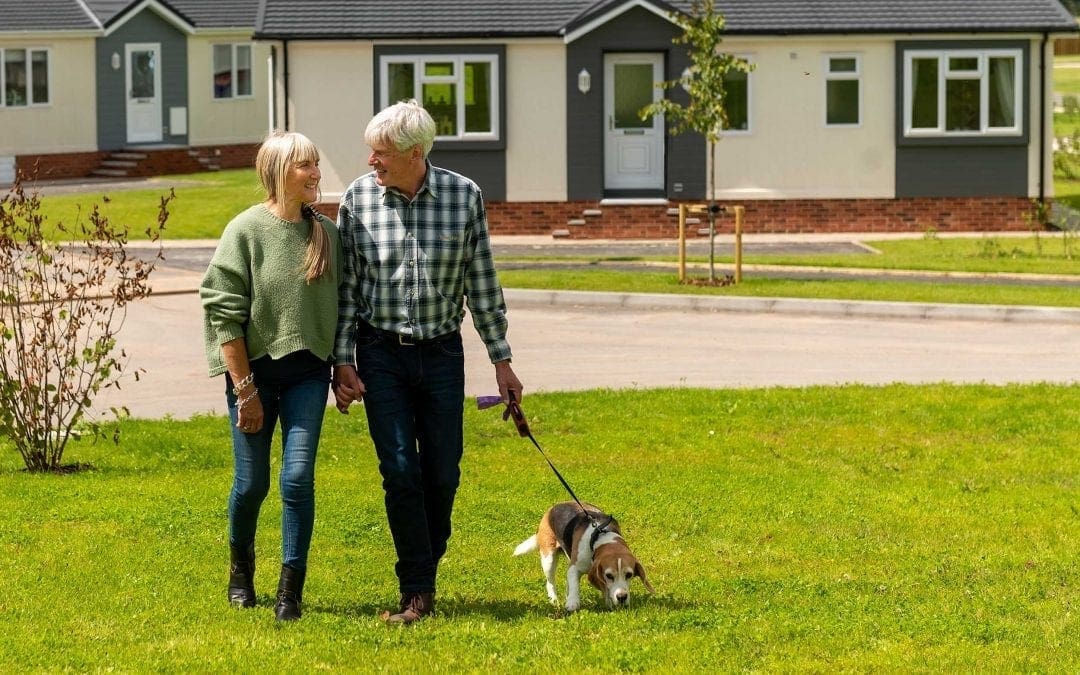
[365,99,436,157]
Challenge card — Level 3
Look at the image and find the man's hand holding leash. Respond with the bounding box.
[495,359,522,406]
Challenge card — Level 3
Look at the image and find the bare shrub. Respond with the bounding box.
[0,176,172,472]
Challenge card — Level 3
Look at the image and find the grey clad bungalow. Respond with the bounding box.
[3,1,1077,236]
[0,0,269,182]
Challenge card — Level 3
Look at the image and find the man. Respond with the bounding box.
[333,99,523,625]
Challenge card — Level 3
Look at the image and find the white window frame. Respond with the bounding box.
[824,53,861,128]
[379,54,500,142]
[903,48,1023,138]
[211,43,253,100]
[0,47,50,108]
[720,54,752,136]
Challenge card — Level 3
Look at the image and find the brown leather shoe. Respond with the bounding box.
[381,591,435,625]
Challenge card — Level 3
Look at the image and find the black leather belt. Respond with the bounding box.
[373,327,456,347]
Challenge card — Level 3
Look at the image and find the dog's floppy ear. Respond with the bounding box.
[587,562,606,591]
[635,561,655,593]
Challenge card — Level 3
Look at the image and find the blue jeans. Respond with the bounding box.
[227,376,329,570]
[354,328,466,594]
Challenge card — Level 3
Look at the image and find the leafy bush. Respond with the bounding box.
[0,177,171,472]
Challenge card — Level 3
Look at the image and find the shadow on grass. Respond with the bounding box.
[307,594,685,621]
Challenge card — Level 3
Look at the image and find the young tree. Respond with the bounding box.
[0,176,171,472]
[641,0,752,282]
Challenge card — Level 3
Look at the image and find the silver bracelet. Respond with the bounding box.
[231,372,255,396]
[236,388,259,410]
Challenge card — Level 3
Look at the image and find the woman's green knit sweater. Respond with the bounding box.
[200,204,342,377]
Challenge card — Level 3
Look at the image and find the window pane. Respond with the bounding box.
[911,58,938,129]
[948,56,978,72]
[829,57,857,73]
[613,63,653,129]
[827,80,859,124]
[213,44,232,99]
[31,50,48,104]
[988,57,1016,128]
[722,69,748,131]
[425,62,453,77]
[463,61,491,133]
[423,83,456,135]
[4,49,27,107]
[131,50,156,99]
[236,45,252,97]
[945,78,979,131]
[387,62,415,104]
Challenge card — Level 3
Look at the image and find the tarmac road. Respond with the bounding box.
[97,284,1080,420]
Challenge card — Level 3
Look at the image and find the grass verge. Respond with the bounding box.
[1,385,1079,671]
[499,268,1080,307]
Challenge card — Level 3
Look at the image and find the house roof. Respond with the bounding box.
[254,0,635,39]
[2,0,1073,37]
[0,0,259,33]
[718,0,1078,35]
[252,0,1078,40]
[1,0,101,31]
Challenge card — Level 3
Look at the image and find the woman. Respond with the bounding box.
[200,131,340,621]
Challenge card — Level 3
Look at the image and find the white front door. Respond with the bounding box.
[126,43,162,144]
[604,53,664,191]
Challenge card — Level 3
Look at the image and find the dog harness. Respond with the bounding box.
[558,511,616,559]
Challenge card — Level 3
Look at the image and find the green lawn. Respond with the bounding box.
[27,169,261,240]
[2,385,1079,671]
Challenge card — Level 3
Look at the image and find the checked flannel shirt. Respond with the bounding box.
[334,162,512,365]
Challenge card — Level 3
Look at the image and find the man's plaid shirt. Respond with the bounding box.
[334,163,512,365]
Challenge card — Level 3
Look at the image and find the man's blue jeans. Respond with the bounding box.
[227,376,329,570]
[354,329,466,594]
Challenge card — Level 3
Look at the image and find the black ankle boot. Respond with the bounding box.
[228,543,256,608]
[275,565,306,621]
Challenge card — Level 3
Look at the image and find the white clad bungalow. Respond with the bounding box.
[253,0,1078,236]
[0,0,270,182]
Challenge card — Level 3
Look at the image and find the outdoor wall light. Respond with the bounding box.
[111,52,120,70]
[577,68,591,94]
[681,67,692,92]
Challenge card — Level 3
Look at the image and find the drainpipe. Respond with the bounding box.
[283,39,291,131]
[1039,31,1048,205]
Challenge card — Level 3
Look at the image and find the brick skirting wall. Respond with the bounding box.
[14,152,109,181]
[14,143,259,181]
[484,197,1041,237]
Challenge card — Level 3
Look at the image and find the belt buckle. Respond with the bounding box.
[398,333,416,346]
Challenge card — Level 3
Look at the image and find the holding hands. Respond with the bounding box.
[332,365,366,413]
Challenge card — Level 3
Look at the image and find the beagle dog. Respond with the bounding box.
[514,501,654,611]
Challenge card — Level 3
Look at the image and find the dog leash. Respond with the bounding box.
[482,392,613,535]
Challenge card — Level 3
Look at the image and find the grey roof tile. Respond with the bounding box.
[0,0,258,33]
[254,0,1077,39]
[0,0,99,31]
[718,0,1078,34]
[254,0,620,38]
[167,0,259,28]
[3,0,1073,37]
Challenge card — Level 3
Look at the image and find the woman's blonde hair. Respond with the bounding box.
[255,130,330,283]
